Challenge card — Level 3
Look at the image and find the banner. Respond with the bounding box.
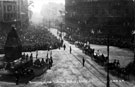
[3,1,17,22]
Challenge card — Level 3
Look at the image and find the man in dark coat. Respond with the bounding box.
[82,57,85,67]
[63,44,66,50]
[70,46,72,54]
[15,70,20,85]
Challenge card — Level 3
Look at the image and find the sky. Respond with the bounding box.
[31,0,65,12]
[29,0,65,24]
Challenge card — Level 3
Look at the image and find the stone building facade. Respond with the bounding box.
[65,0,134,38]
[0,0,29,31]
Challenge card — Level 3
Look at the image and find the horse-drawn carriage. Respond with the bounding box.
[75,41,131,80]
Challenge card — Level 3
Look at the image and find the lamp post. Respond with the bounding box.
[106,19,115,87]
[104,8,114,87]
[60,23,63,40]
[59,10,66,40]
[133,0,135,62]
[106,32,110,87]
[132,31,135,62]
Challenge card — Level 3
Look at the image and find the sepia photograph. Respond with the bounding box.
[0,0,135,87]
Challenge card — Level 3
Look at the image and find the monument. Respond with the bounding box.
[4,27,22,62]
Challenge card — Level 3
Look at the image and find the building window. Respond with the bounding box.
[72,0,75,4]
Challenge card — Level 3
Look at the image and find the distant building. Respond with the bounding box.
[65,0,134,38]
[20,0,29,29]
[0,1,3,23]
[0,0,29,31]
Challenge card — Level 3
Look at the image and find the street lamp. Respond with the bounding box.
[59,10,65,40]
[102,24,110,87]
[132,30,135,62]
[107,31,110,87]
[104,8,114,87]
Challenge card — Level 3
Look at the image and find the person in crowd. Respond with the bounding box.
[48,45,52,51]
[30,53,33,65]
[50,51,52,57]
[30,53,33,60]
[63,44,66,50]
[36,50,38,59]
[70,46,72,54]
[15,70,20,85]
[41,58,45,66]
[59,45,61,50]
[113,59,117,67]
[82,57,85,67]
[5,62,11,70]
[46,52,49,58]
[116,60,120,67]
[27,54,30,60]
[46,55,49,65]
[49,56,53,67]
[22,53,25,59]
[34,59,41,67]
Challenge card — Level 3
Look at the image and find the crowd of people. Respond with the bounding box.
[65,33,132,50]
[0,26,62,53]
[20,27,62,52]
[0,51,54,85]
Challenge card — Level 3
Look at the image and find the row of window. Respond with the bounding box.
[3,1,17,13]
[4,5,17,13]
[4,13,19,22]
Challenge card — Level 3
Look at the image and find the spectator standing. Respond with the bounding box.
[82,57,85,67]
[70,46,72,54]
[63,44,66,50]
[15,71,19,85]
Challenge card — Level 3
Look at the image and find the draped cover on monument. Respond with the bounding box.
[4,27,22,62]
